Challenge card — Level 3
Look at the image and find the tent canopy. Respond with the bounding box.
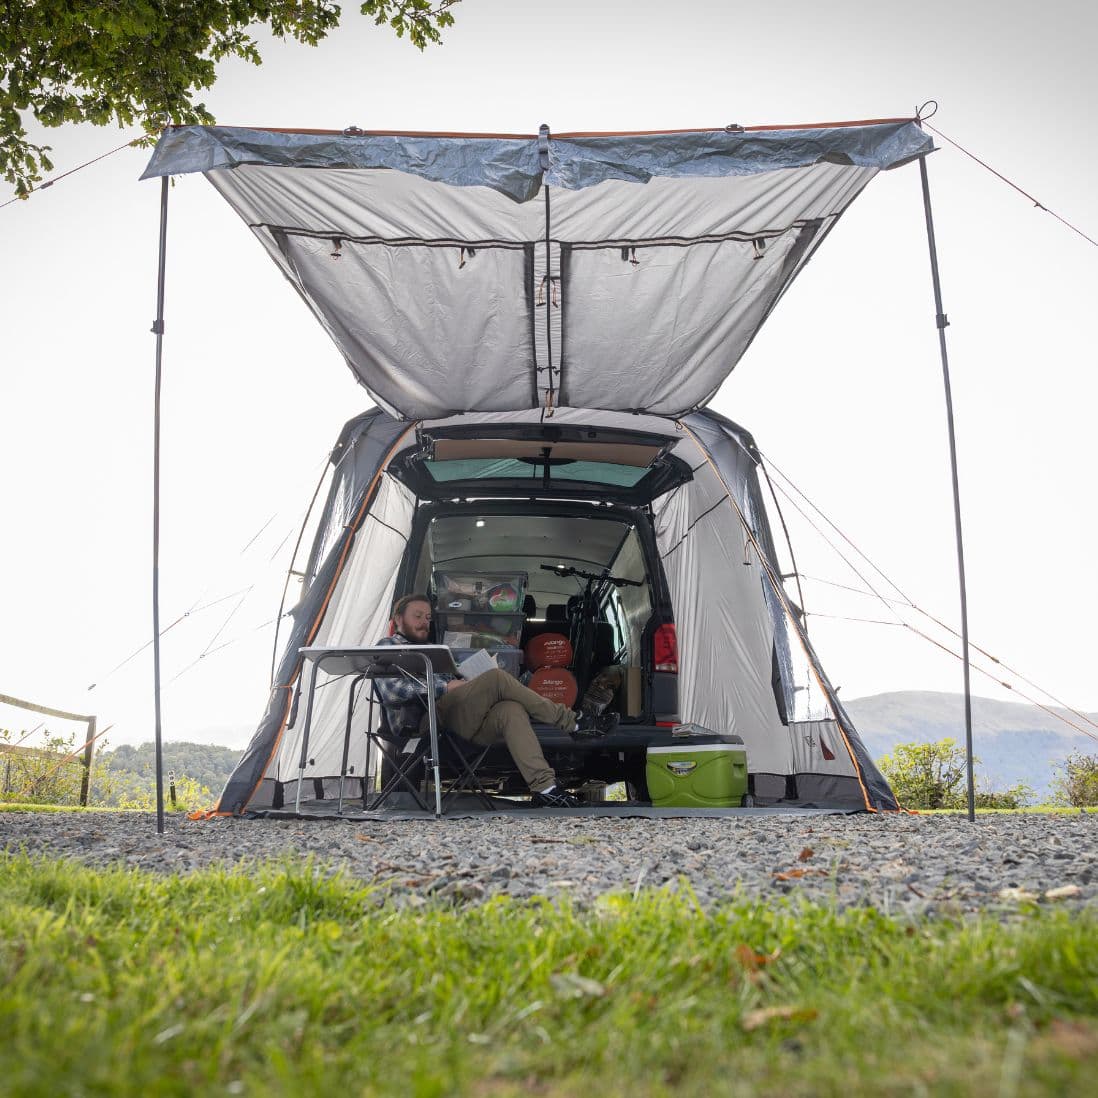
[143,120,932,418]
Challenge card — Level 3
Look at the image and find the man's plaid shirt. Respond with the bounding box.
[372,632,455,734]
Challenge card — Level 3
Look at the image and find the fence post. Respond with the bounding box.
[80,716,97,807]
[0,693,99,806]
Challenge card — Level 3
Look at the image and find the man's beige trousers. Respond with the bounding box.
[432,668,575,792]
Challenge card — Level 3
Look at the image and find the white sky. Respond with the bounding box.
[2,0,1096,750]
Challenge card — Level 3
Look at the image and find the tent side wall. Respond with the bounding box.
[686,409,897,810]
[213,412,414,814]
[269,472,417,802]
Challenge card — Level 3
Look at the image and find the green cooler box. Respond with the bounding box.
[646,735,748,808]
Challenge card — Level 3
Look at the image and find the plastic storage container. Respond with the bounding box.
[449,647,522,680]
[645,735,748,808]
[438,614,524,647]
[434,570,529,647]
[434,571,528,613]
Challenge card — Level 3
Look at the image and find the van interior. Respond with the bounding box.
[386,423,692,794]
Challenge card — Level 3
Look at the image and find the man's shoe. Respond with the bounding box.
[531,786,585,808]
[571,711,620,739]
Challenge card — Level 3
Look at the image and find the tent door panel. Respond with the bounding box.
[559,230,817,414]
[270,232,536,417]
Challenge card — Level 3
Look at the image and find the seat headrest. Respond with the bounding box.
[522,595,536,617]
[545,604,567,622]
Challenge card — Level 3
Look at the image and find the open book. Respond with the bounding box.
[455,648,499,681]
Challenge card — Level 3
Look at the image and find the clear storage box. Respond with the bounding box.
[434,570,529,648]
[448,646,522,679]
[433,571,528,614]
[438,612,524,648]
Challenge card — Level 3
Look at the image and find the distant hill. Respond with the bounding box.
[96,741,241,805]
[845,690,1097,800]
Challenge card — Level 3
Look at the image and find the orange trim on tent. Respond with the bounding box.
[169,117,917,141]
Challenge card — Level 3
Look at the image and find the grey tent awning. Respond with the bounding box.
[143,121,933,418]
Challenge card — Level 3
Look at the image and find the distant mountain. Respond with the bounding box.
[845,690,1097,800]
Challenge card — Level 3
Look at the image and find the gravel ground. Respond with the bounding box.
[2,810,1096,917]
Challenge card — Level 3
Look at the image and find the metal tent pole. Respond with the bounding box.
[538,123,554,413]
[151,175,169,835]
[918,154,976,823]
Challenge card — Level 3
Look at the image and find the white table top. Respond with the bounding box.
[298,644,459,677]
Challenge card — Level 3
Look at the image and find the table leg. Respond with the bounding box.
[294,657,322,814]
[337,673,366,815]
[363,686,376,809]
[421,655,443,819]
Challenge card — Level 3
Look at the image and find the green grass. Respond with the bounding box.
[1,855,1095,1097]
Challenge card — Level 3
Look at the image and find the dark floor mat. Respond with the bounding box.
[250,797,856,821]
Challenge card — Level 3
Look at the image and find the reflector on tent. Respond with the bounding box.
[142,120,932,418]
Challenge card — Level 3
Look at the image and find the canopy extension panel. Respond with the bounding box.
[143,120,933,418]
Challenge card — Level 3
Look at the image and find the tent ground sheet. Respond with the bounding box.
[250,798,856,822]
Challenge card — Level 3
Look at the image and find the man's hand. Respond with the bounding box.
[445,679,466,693]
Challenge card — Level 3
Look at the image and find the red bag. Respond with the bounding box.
[528,667,578,707]
[525,632,572,670]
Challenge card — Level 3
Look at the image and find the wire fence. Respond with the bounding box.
[0,692,102,805]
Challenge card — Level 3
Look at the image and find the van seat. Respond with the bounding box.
[520,603,570,656]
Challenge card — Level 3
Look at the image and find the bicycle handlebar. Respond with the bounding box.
[539,563,644,588]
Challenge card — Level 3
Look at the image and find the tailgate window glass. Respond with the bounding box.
[425,457,648,487]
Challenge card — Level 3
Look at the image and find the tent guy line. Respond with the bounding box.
[85,587,255,691]
[760,463,1098,739]
[763,452,1098,734]
[0,135,142,210]
[922,122,1098,250]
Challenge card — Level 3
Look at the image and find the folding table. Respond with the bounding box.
[295,645,458,817]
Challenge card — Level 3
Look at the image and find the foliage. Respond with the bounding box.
[1052,751,1098,808]
[879,737,1033,810]
[973,781,1035,810]
[105,772,215,813]
[100,741,238,796]
[878,737,969,809]
[1,855,1096,1095]
[94,741,235,811]
[0,732,228,811]
[1,1,462,197]
[0,727,84,805]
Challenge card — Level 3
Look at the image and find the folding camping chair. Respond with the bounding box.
[356,677,498,815]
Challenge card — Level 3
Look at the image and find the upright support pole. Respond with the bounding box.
[152,176,170,835]
[538,123,554,413]
[918,154,976,823]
